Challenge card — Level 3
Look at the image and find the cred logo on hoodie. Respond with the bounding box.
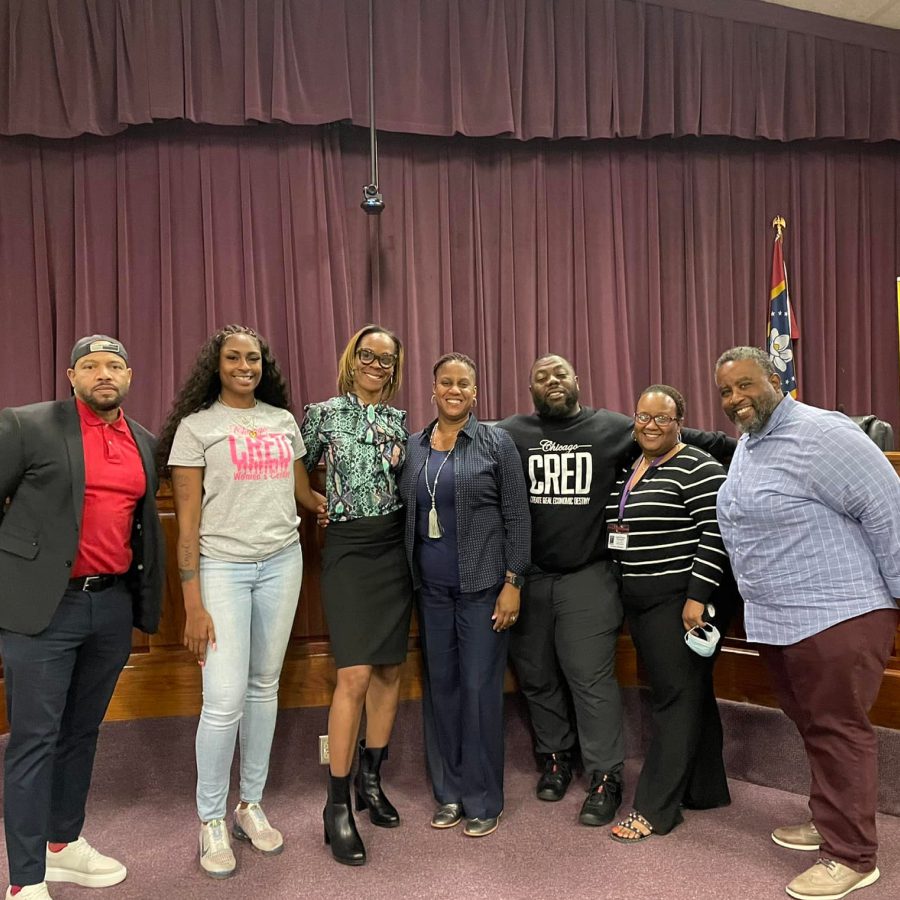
[527,441,593,505]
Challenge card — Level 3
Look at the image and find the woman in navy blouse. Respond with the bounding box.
[301,325,413,866]
[399,353,530,838]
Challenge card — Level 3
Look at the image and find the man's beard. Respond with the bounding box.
[729,393,781,434]
[78,386,126,413]
[534,389,579,419]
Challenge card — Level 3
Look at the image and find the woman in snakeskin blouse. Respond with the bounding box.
[301,324,413,867]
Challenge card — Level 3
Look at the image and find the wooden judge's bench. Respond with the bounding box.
[1,455,899,734]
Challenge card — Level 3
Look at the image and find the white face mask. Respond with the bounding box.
[684,623,721,657]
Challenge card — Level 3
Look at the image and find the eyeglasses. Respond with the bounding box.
[634,412,679,426]
[356,348,398,370]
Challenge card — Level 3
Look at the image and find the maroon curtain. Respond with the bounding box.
[2,123,897,434]
[2,0,899,141]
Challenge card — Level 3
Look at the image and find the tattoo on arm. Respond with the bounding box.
[177,542,198,583]
[171,468,203,586]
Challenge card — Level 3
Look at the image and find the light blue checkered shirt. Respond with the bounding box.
[717,395,900,645]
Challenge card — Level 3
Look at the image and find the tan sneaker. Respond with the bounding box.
[199,819,236,879]
[786,859,880,900]
[773,821,821,851]
[44,837,126,887]
[5,885,53,899]
[232,803,284,856]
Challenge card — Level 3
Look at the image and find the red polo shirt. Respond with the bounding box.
[71,398,147,578]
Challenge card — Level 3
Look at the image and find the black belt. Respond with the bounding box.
[67,574,120,592]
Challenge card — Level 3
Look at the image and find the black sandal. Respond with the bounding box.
[610,810,654,844]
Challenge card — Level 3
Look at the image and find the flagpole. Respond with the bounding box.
[768,215,799,397]
[769,216,785,345]
[896,277,900,394]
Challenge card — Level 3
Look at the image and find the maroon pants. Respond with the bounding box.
[758,608,899,872]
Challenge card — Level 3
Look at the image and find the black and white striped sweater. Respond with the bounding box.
[605,445,728,602]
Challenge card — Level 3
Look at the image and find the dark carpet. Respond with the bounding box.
[1,693,898,899]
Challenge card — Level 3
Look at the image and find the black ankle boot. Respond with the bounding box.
[323,772,366,865]
[354,741,400,828]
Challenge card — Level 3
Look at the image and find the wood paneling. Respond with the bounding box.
[1,454,898,733]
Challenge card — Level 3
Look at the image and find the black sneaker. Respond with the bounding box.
[579,770,623,826]
[536,752,573,802]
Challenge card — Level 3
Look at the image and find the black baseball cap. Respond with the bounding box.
[70,335,129,366]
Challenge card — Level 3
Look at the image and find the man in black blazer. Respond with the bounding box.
[0,335,164,900]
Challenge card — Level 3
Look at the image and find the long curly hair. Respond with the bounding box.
[156,325,291,475]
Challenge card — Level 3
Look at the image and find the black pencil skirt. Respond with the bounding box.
[321,509,413,668]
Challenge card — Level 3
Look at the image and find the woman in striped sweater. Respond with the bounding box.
[604,384,735,842]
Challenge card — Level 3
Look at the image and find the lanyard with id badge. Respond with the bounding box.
[607,453,670,552]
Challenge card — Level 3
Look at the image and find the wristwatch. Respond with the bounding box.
[504,573,525,589]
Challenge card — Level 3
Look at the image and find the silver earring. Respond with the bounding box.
[631,430,636,441]
[472,397,477,406]
[430,394,436,403]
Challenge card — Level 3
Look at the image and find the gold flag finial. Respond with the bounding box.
[772,216,786,239]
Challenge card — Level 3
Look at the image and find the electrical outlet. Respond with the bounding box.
[318,734,330,765]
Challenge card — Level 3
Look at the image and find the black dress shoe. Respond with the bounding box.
[579,769,623,826]
[536,751,574,801]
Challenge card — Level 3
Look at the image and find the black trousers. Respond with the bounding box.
[0,583,133,886]
[508,560,624,776]
[624,588,733,834]
[419,581,508,820]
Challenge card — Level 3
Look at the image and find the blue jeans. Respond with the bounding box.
[195,541,303,821]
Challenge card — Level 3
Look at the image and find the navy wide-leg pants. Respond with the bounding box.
[419,581,508,820]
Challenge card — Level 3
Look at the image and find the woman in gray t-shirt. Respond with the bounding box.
[157,325,325,880]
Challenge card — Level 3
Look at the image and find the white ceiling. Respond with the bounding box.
[760,0,900,29]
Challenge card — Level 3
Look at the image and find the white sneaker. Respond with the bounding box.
[232,803,284,855]
[45,837,126,887]
[5,884,53,900]
[199,819,236,879]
